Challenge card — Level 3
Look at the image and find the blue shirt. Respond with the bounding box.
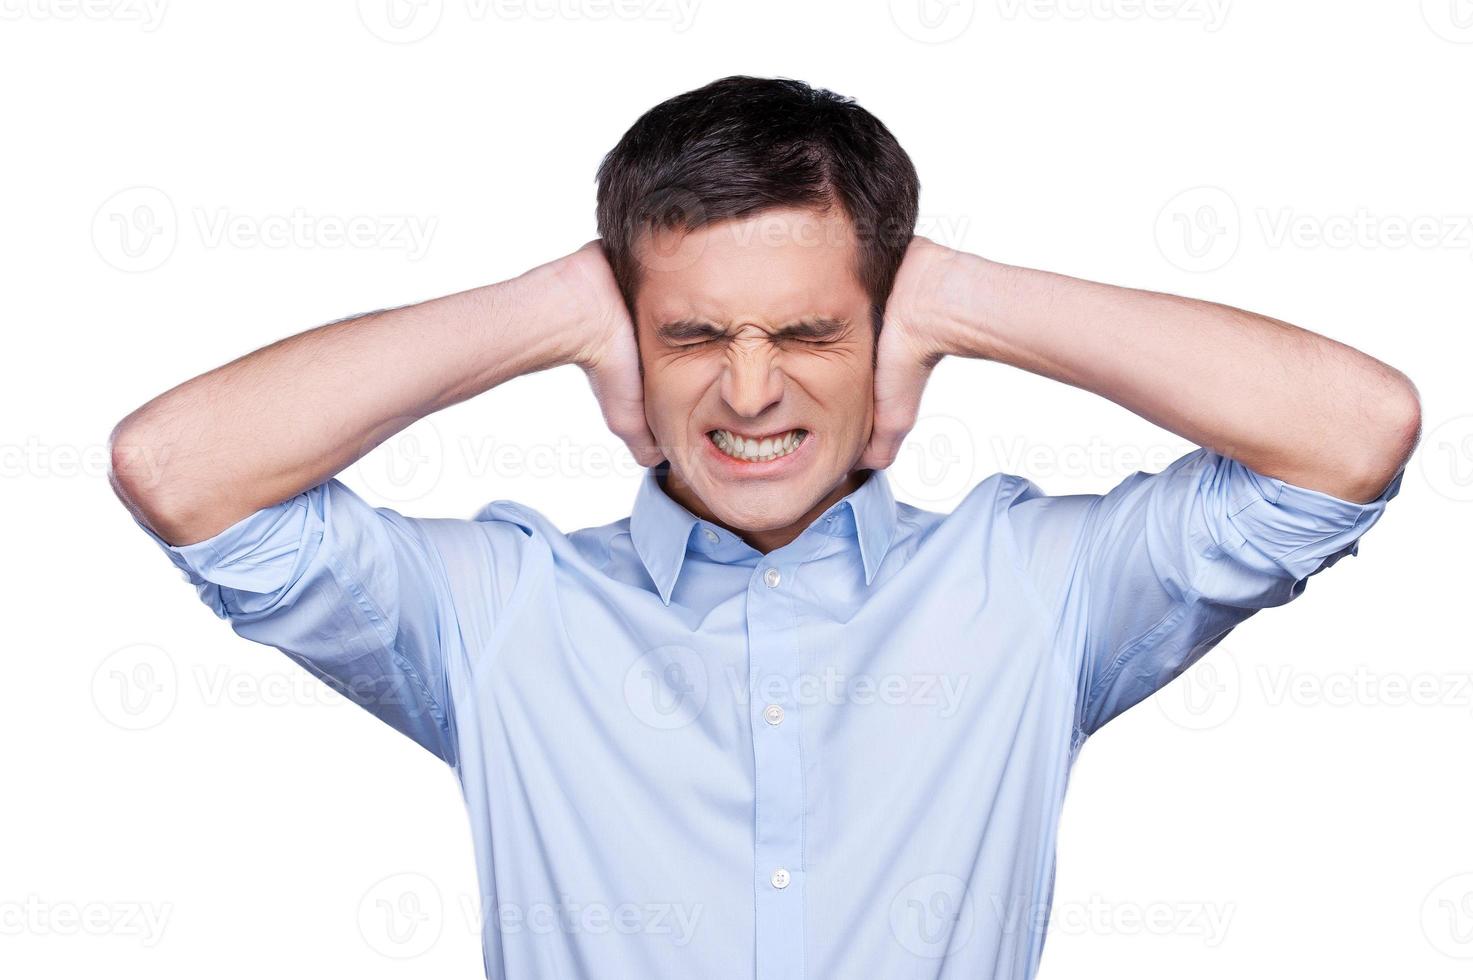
[133,447,1401,978]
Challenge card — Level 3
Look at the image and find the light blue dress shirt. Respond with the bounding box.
[133,447,1402,978]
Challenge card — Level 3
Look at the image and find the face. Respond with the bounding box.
[632,206,876,552]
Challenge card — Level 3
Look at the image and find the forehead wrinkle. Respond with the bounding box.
[648,273,852,330]
[674,276,825,324]
[637,224,868,335]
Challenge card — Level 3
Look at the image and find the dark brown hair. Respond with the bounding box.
[595,75,920,333]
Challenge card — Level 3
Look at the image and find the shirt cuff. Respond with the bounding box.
[129,488,320,616]
[1224,454,1404,580]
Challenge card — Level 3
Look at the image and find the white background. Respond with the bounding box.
[2,1,1470,977]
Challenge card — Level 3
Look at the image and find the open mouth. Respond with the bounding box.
[707,428,808,463]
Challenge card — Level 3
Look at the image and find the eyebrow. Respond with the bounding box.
[655,316,851,343]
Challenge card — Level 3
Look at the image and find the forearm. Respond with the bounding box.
[110,260,586,545]
[938,255,1421,502]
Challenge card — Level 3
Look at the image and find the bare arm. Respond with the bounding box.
[866,239,1422,503]
[109,242,656,545]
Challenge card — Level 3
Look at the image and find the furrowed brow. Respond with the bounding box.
[656,318,727,343]
[655,316,850,343]
[773,316,850,341]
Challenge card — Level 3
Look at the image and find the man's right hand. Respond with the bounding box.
[550,240,664,469]
[111,238,665,547]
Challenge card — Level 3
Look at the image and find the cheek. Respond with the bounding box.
[844,384,875,434]
[836,372,876,437]
[644,361,713,428]
[789,357,873,420]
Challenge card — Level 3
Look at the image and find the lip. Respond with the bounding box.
[702,427,813,477]
[710,426,804,442]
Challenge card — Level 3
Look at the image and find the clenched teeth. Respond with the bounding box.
[710,428,806,462]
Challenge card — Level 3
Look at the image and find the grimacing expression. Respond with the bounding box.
[633,207,876,537]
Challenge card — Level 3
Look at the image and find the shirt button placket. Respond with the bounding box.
[749,561,805,980]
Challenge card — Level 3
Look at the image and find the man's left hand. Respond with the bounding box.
[858,235,975,471]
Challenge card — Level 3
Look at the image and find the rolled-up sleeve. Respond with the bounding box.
[131,477,459,762]
[1005,447,1404,738]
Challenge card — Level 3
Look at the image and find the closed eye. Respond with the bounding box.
[658,319,727,347]
[656,317,851,346]
[681,335,834,349]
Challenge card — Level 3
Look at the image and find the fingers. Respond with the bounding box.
[566,251,665,468]
[859,404,915,471]
[587,373,660,468]
[862,324,933,471]
[619,422,666,469]
[584,330,668,469]
[859,410,913,471]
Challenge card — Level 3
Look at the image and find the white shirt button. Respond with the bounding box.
[763,567,781,588]
[703,527,719,543]
[763,704,785,726]
[770,868,791,889]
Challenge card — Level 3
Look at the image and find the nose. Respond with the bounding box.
[720,342,785,420]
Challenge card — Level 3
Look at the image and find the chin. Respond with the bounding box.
[662,430,856,533]
[711,498,808,534]
[697,478,808,529]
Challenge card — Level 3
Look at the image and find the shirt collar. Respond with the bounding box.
[629,462,899,605]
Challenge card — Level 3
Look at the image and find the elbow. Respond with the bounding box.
[1348,372,1422,502]
[107,415,181,534]
[108,415,248,546]
[1378,371,1423,469]
[108,414,150,499]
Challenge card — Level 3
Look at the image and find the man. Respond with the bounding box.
[108,76,1419,979]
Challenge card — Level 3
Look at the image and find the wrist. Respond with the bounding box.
[541,242,633,372]
[929,250,1004,361]
[499,257,602,372]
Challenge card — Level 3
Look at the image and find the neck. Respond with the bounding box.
[660,466,868,554]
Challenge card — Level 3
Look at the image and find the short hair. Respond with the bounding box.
[595,75,920,334]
